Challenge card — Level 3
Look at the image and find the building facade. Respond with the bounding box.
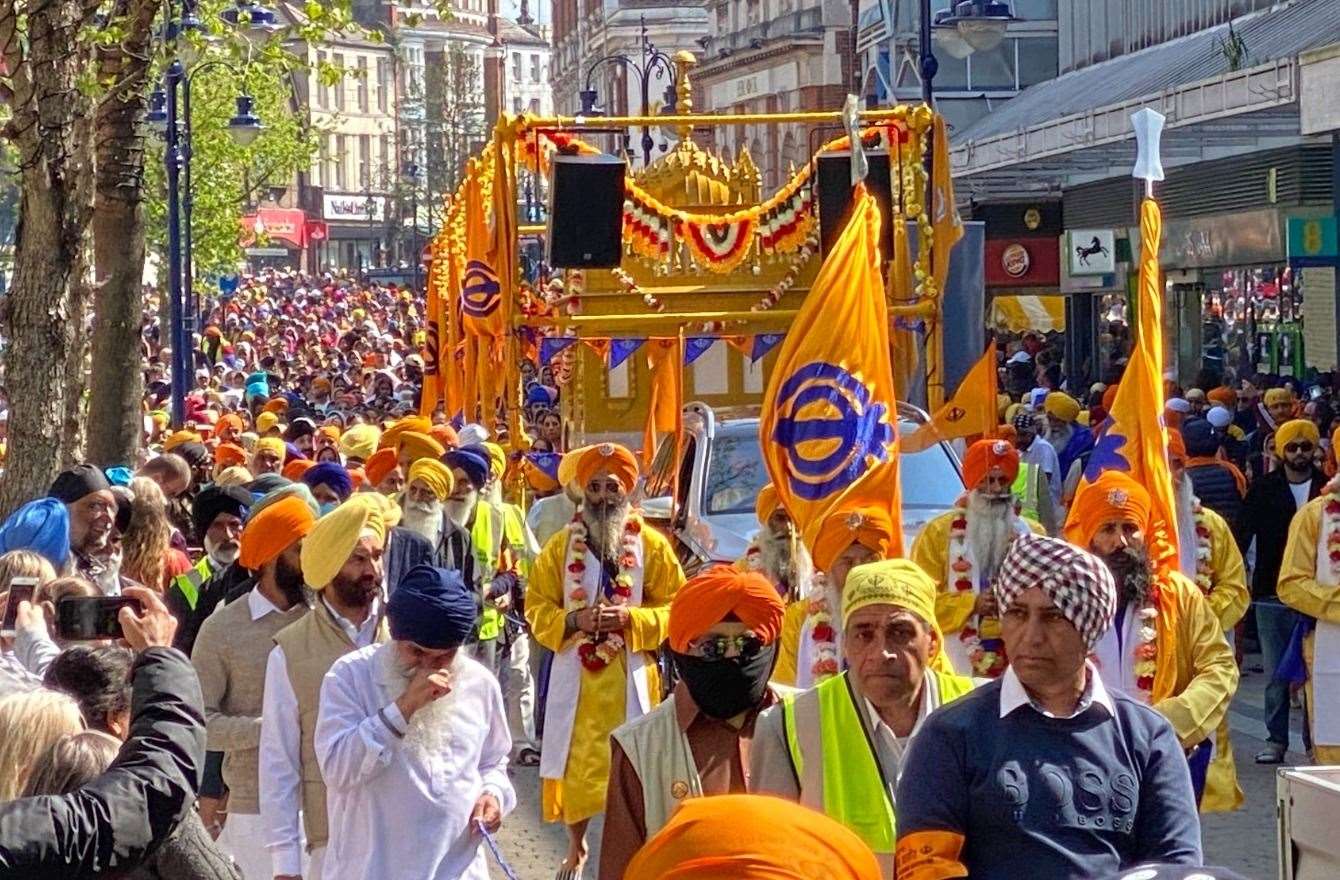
[500,17,553,118]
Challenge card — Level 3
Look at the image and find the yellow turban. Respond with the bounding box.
[1264,388,1294,408]
[397,431,445,464]
[557,445,593,489]
[1043,391,1081,423]
[162,430,201,452]
[360,490,402,530]
[254,437,286,460]
[214,465,253,487]
[256,411,281,435]
[1276,418,1320,452]
[842,559,952,673]
[482,442,507,483]
[755,484,780,526]
[301,495,385,589]
[339,423,381,461]
[380,416,433,451]
[407,458,454,501]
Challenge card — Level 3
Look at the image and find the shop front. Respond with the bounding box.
[315,193,388,274]
[240,208,321,272]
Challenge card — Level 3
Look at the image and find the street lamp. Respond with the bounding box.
[157,0,268,426]
[932,1,1014,59]
[578,15,679,166]
[403,161,422,294]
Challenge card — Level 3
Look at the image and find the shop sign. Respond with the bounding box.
[323,194,386,223]
[240,208,308,248]
[1286,216,1338,264]
[1155,209,1283,269]
[1001,244,1030,277]
[985,236,1058,287]
[1067,229,1116,275]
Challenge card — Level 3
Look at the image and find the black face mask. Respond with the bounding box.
[673,645,776,720]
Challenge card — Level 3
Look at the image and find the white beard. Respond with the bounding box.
[374,643,461,767]
[401,499,444,547]
[204,534,241,567]
[444,490,477,529]
[966,490,1015,580]
[756,530,813,597]
[485,482,503,507]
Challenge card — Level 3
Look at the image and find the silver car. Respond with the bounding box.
[641,401,965,572]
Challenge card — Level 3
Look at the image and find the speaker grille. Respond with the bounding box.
[546,155,626,269]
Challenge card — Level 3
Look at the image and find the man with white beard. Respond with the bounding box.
[167,483,253,655]
[910,438,1043,678]
[400,457,453,550]
[1168,427,1249,812]
[316,564,514,880]
[751,484,821,687]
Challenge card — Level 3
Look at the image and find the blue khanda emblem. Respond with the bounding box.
[1084,416,1131,480]
[772,362,895,500]
[462,259,501,319]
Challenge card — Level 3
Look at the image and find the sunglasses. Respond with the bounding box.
[689,632,765,662]
[1285,442,1315,454]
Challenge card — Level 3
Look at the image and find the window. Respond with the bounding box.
[529,97,540,115]
[530,53,540,83]
[380,134,393,181]
[357,57,369,112]
[968,39,1016,89]
[334,53,346,109]
[315,52,327,109]
[512,51,522,81]
[513,96,523,113]
[323,134,335,188]
[376,58,389,112]
[334,134,347,189]
[358,134,370,187]
[1018,36,1059,87]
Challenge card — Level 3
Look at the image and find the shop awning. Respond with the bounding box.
[990,295,1066,332]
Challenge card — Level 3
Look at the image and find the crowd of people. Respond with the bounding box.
[0,267,1335,879]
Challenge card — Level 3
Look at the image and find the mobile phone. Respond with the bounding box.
[1,577,38,638]
[56,596,140,641]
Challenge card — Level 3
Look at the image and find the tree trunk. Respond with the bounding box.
[86,0,159,467]
[0,0,97,515]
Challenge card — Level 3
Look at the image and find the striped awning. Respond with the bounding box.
[990,295,1067,332]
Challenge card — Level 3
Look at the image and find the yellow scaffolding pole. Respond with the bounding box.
[517,309,799,330]
[514,106,929,133]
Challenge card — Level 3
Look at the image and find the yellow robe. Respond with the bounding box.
[908,509,1044,638]
[771,599,809,687]
[1194,506,1249,813]
[525,522,684,824]
[1149,571,1240,812]
[1277,496,1340,764]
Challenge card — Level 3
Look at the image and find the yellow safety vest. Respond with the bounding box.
[1010,461,1040,522]
[781,669,975,854]
[171,556,216,611]
[470,501,502,641]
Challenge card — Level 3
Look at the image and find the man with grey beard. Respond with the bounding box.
[911,439,1043,677]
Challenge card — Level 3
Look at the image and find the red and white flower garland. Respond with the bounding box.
[1322,495,1340,579]
[1191,500,1215,596]
[805,585,841,682]
[566,514,643,672]
[947,507,1007,678]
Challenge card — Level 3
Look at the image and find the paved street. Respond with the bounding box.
[492,650,1307,880]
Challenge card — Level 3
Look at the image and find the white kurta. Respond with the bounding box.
[314,645,516,880]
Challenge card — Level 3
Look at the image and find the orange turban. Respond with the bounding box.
[364,447,399,489]
[1102,384,1119,411]
[755,484,780,527]
[347,466,366,489]
[961,438,1020,490]
[217,413,244,436]
[667,566,785,653]
[214,443,247,469]
[1063,470,1151,550]
[239,495,317,571]
[263,398,288,414]
[572,443,639,492]
[282,458,316,481]
[380,416,434,450]
[397,431,445,464]
[163,430,201,452]
[1208,386,1237,408]
[430,423,459,449]
[809,506,895,573]
[624,794,882,880]
[318,425,341,445]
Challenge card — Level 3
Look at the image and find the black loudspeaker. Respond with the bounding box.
[546,154,626,268]
[815,150,894,259]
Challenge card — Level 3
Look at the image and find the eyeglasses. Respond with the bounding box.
[689,632,765,662]
[1285,442,1315,454]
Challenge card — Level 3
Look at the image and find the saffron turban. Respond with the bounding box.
[163,430,201,453]
[407,458,453,501]
[1207,386,1237,408]
[282,459,316,482]
[995,534,1116,650]
[262,398,289,414]
[318,425,341,445]
[624,794,882,880]
[1043,391,1081,423]
[1276,418,1320,452]
[0,498,70,568]
[301,495,385,589]
[397,431,445,464]
[216,413,244,436]
[191,484,251,542]
[667,566,785,653]
[430,423,459,450]
[215,443,248,469]
[482,442,507,482]
[364,447,400,490]
[962,438,1021,490]
[1264,388,1294,408]
[303,462,354,500]
[254,437,286,461]
[755,484,780,527]
[444,446,491,489]
[809,506,895,573]
[388,565,476,649]
[1062,470,1151,550]
[379,416,433,451]
[571,443,639,492]
[239,494,316,571]
[339,424,381,461]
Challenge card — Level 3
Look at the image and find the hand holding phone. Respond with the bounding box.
[118,587,178,651]
[57,596,140,641]
[1,577,39,639]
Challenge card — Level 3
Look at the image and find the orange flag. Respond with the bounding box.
[902,340,998,453]
[1064,197,1179,571]
[461,141,518,420]
[642,336,683,469]
[419,237,446,417]
[930,114,963,298]
[760,185,904,556]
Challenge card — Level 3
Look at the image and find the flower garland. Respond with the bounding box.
[806,575,840,682]
[1323,495,1340,580]
[947,507,1007,678]
[751,229,819,313]
[1191,500,1215,596]
[566,513,643,672]
[1132,604,1160,694]
[611,266,666,313]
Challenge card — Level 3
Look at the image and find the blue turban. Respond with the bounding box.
[443,446,490,490]
[0,498,71,568]
[245,381,268,403]
[104,467,133,488]
[388,565,477,649]
[302,461,353,501]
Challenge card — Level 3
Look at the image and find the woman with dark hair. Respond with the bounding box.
[42,645,134,738]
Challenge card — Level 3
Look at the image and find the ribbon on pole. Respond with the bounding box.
[684,336,717,365]
[609,337,646,369]
[539,336,578,366]
[750,333,785,363]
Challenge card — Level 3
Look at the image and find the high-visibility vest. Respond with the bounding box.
[470,501,503,640]
[780,669,975,855]
[170,555,216,611]
[1010,461,1041,522]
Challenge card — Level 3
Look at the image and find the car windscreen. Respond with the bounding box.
[703,424,963,515]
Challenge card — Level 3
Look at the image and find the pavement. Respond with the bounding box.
[490,652,1307,880]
